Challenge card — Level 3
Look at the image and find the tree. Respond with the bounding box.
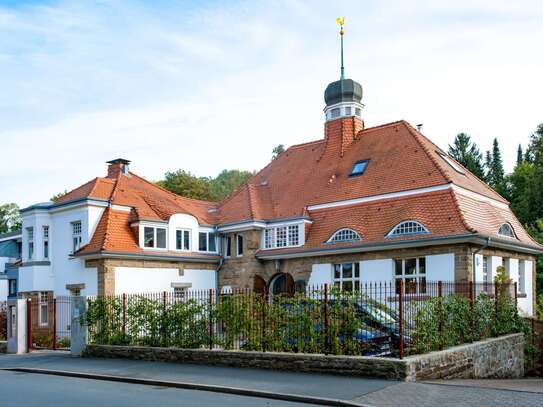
[51,190,68,203]
[516,145,523,167]
[0,203,22,233]
[272,144,285,160]
[209,169,254,201]
[485,138,506,196]
[448,133,485,179]
[157,170,214,201]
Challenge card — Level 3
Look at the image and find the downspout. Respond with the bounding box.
[215,227,224,299]
[472,237,491,295]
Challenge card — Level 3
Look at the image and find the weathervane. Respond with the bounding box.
[336,17,345,80]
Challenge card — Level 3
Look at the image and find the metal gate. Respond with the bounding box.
[27,294,72,350]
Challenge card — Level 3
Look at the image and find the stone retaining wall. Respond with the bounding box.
[83,333,524,381]
[0,341,6,353]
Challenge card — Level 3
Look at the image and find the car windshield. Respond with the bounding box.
[360,303,396,324]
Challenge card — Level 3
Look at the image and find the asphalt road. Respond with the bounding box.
[0,370,316,407]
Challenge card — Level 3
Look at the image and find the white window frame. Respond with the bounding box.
[71,221,82,254]
[437,151,466,175]
[39,292,49,327]
[198,231,217,253]
[498,223,516,239]
[327,228,361,244]
[482,256,489,283]
[175,229,191,251]
[387,221,430,238]
[333,262,361,291]
[142,226,168,250]
[43,225,49,259]
[263,224,301,249]
[27,227,34,260]
[223,236,231,258]
[394,257,427,295]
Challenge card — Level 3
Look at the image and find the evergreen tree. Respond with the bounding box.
[272,144,285,160]
[516,144,523,167]
[485,138,506,195]
[448,133,485,179]
[0,203,21,233]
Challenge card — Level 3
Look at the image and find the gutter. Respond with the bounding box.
[256,233,543,260]
[75,251,220,264]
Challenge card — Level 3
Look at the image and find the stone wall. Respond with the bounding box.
[83,333,524,381]
[404,333,524,381]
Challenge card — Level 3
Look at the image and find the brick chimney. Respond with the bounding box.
[106,158,131,178]
[324,116,365,157]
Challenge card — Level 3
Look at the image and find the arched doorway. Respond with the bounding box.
[253,275,267,295]
[269,273,295,297]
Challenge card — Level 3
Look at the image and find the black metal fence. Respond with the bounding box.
[27,295,72,350]
[85,281,520,358]
[0,301,7,341]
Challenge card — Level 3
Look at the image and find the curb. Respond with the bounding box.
[1,367,371,407]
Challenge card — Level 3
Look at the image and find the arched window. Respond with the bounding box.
[327,228,362,244]
[387,221,430,237]
[498,223,515,238]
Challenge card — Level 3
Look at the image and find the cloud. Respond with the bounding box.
[1,0,543,206]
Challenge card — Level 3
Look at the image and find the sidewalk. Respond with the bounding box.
[1,351,542,406]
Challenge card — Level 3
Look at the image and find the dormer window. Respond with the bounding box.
[198,231,217,253]
[143,226,167,249]
[498,223,515,239]
[387,221,430,237]
[263,224,301,249]
[327,228,361,244]
[349,160,369,177]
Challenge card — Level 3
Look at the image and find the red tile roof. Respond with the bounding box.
[66,119,540,258]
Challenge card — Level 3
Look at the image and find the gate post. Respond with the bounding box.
[70,296,87,356]
[7,299,28,354]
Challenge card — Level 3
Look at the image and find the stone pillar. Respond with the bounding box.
[7,299,28,354]
[70,296,87,356]
[97,260,115,296]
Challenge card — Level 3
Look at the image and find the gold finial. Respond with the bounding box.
[336,16,345,35]
[336,17,346,79]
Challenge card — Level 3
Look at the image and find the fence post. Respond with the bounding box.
[209,289,213,350]
[262,287,268,352]
[122,293,127,337]
[26,298,32,352]
[438,281,443,351]
[399,280,404,359]
[514,282,518,308]
[323,283,329,355]
[494,282,499,316]
[52,298,57,351]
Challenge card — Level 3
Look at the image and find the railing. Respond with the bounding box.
[85,281,519,358]
[0,301,7,341]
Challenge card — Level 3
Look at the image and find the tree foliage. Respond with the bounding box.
[448,133,485,178]
[157,169,253,202]
[272,144,285,160]
[0,203,21,233]
[485,138,506,196]
[51,190,68,203]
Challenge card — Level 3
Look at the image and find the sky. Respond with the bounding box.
[1,0,543,208]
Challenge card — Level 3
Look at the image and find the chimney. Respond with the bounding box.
[106,158,131,178]
[324,116,364,157]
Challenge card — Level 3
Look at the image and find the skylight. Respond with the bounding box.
[387,221,430,237]
[437,151,465,175]
[327,228,362,244]
[498,223,516,239]
[350,160,369,177]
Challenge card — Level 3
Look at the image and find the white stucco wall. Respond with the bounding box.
[308,264,332,288]
[360,259,393,282]
[518,260,533,316]
[114,266,216,295]
[0,280,7,301]
[426,253,455,282]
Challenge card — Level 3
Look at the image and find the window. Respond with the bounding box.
[387,221,429,237]
[331,108,340,119]
[176,229,191,251]
[263,224,301,249]
[174,287,188,300]
[518,260,526,294]
[437,151,466,175]
[27,227,34,260]
[355,107,361,116]
[345,106,352,116]
[39,292,49,326]
[8,279,17,296]
[327,228,361,244]
[498,223,515,238]
[224,236,232,258]
[198,231,217,253]
[349,160,369,177]
[72,221,82,253]
[395,257,426,295]
[43,226,49,259]
[482,256,489,283]
[143,226,167,249]
[333,262,360,291]
[236,234,244,256]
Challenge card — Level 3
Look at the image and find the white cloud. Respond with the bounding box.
[1,0,542,207]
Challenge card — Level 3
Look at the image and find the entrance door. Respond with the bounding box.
[269,273,295,297]
[27,294,72,350]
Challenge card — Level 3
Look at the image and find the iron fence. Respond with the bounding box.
[27,294,73,350]
[85,281,520,358]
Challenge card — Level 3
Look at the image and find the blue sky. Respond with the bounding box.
[1,0,543,207]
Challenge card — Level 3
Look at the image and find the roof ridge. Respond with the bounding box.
[58,177,99,203]
[247,184,256,219]
[289,139,325,150]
